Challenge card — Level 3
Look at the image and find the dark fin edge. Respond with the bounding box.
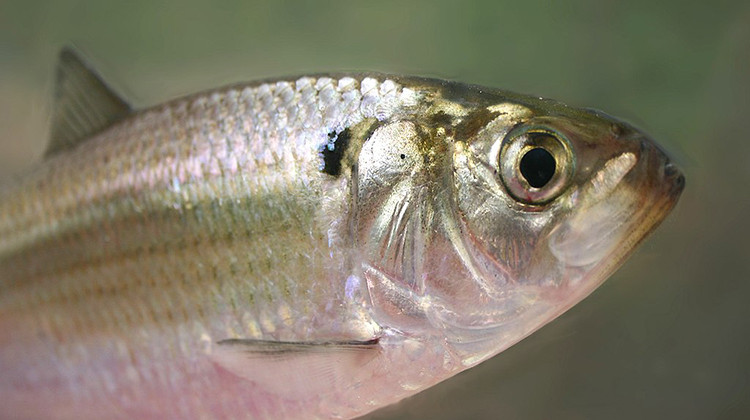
[211,337,381,399]
[216,337,380,353]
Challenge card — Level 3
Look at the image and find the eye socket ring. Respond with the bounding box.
[499,126,574,205]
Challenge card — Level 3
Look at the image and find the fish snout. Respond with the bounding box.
[638,136,685,204]
[663,161,686,197]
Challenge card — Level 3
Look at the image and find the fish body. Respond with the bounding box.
[0,50,684,419]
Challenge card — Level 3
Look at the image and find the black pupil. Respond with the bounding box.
[520,148,556,188]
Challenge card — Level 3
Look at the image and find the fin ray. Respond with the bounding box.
[211,338,380,400]
[45,48,131,157]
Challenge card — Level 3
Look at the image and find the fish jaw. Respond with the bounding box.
[355,101,685,370]
[545,135,685,308]
[438,134,684,366]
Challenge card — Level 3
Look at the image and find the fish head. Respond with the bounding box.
[356,83,684,366]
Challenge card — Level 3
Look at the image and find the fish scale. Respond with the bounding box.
[0,49,683,419]
[1,71,410,415]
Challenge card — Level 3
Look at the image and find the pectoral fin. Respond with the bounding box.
[212,338,380,400]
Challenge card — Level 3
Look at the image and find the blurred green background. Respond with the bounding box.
[1,1,748,419]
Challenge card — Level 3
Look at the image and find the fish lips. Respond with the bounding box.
[547,136,684,301]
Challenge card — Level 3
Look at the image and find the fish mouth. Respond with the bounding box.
[547,136,685,304]
[427,136,684,363]
[615,136,685,259]
[602,138,684,273]
[661,161,686,201]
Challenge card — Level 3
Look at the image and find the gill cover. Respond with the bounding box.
[352,86,681,366]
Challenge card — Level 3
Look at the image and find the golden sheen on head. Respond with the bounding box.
[0,49,683,420]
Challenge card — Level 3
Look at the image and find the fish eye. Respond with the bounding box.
[519,147,556,188]
[499,126,574,205]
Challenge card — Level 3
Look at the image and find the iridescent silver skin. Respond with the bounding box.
[0,51,683,420]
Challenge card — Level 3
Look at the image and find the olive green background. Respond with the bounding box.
[1,1,748,419]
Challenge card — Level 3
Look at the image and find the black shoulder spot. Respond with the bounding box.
[319,128,351,177]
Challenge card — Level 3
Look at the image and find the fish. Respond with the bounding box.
[0,48,684,420]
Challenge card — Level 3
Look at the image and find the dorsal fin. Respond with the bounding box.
[45,48,132,157]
